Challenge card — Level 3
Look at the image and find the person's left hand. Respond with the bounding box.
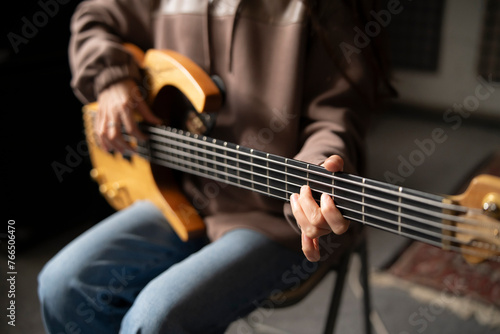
[290,155,350,262]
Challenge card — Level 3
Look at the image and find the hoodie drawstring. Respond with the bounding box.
[204,0,213,73]
[204,0,244,74]
[229,0,244,73]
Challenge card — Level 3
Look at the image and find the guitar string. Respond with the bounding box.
[130,128,497,234]
[141,128,495,230]
[145,139,495,238]
[132,145,500,261]
[146,135,473,226]
[146,127,453,211]
[122,127,499,244]
[139,143,500,247]
[145,126,470,214]
[127,137,500,255]
[150,126,472,214]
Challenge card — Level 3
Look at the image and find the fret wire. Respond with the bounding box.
[266,153,270,195]
[236,145,241,186]
[224,142,228,183]
[285,158,288,196]
[203,136,208,171]
[138,130,486,227]
[212,139,217,178]
[145,126,466,214]
[176,129,182,168]
[250,149,254,190]
[178,130,189,168]
[181,130,190,169]
[145,136,478,228]
[362,178,366,224]
[193,134,199,173]
[140,145,497,241]
[332,173,335,198]
[398,186,402,235]
[307,164,310,187]
[142,150,500,256]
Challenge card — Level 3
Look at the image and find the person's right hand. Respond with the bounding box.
[95,79,162,153]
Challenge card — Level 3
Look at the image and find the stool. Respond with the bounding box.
[261,231,372,334]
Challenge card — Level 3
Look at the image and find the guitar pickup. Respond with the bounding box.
[185,110,217,135]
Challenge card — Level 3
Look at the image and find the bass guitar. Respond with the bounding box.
[83,44,500,264]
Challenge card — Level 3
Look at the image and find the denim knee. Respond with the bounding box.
[38,256,125,334]
[38,258,80,332]
[120,288,207,334]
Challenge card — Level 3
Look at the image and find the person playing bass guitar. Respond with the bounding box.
[38,0,394,333]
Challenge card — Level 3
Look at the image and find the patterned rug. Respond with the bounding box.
[388,242,500,309]
[372,241,500,328]
[372,150,500,328]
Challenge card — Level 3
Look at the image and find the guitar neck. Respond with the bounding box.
[130,125,465,249]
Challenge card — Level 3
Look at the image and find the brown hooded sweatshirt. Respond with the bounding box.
[69,0,377,252]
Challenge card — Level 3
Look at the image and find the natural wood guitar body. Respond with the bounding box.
[83,44,222,241]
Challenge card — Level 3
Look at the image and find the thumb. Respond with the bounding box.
[321,155,344,173]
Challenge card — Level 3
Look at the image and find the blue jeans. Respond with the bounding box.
[38,200,314,334]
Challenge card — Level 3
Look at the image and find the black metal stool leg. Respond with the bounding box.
[323,251,352,334]
[358,240,372,334]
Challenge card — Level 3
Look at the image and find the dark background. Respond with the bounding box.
[1,1,113,250]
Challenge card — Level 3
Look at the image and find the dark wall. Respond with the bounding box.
[1,1,113,249]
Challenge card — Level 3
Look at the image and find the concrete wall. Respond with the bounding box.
[392,0,500,118]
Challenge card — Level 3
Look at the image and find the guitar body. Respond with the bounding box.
[83,44,222,241]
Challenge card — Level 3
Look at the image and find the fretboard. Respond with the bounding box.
[126,124,480,251]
